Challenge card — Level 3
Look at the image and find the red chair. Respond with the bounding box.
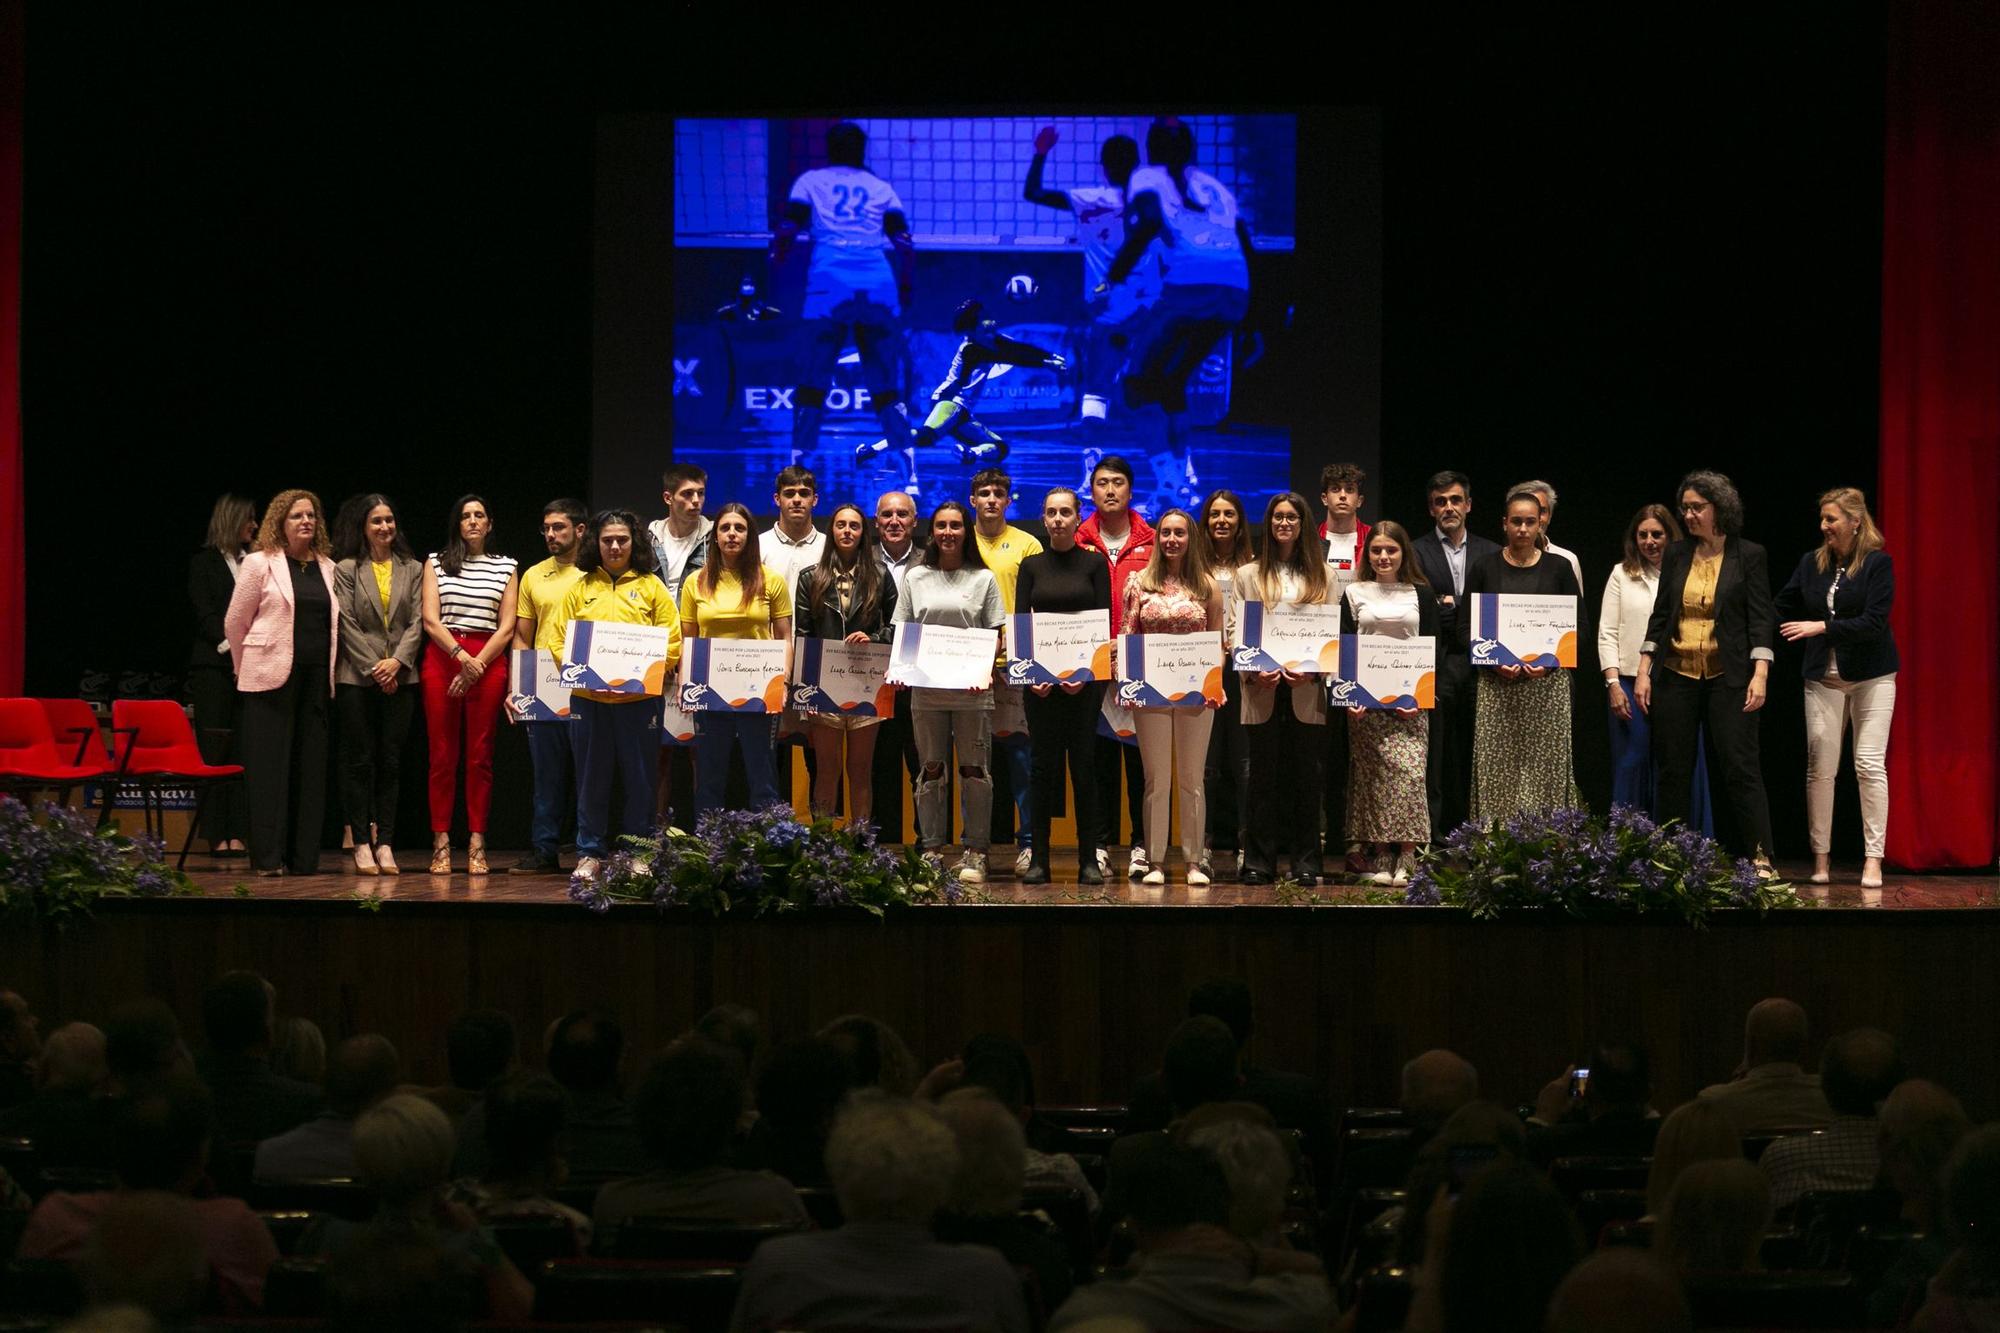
[110,699,244,869]
[0,699,115,806]
[34,698,133,824]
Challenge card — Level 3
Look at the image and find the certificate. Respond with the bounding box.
[505,649,573,723]
[1115,633,1226,709]
[1332,635,1437,710]
[1232,601,1343,674]
[676,637,790,713]
[886,622,999,691]
[561,620,673,697]
[1469,594,1579,669]
[789,638,896,718]
[1005,610,1113,687]
[661,696,696,747]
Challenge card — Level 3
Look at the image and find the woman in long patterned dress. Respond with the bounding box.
[1464,487,1582,822]
[1340,520,1439,885]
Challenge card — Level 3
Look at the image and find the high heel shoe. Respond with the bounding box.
[375,844,400,875]
[468,835,489,877]
[1809,854,1831,886]
[1860,856,1884,889]
[353,844,379,876]
[430,835,452,875]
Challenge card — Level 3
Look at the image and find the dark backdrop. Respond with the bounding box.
[22,11,1884,857]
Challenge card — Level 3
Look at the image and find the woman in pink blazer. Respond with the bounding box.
[224,489,340,876]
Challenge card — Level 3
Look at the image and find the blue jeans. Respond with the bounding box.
[694,712,782,816]
[998,733,1033,849]
[1610,676,1715,835]
[524,720,576,859]
[570,697,661,859]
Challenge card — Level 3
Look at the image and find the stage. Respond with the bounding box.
[4,849,1996,1127]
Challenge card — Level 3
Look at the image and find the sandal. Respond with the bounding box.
[430,835,452,875]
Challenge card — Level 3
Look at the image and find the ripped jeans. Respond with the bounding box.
[912,701,994,851]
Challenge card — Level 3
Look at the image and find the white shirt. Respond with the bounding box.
[648,515,712,600]
[876,540,918,592]
[1324,529,1361,586]
[1433,526,1468,599]
[1345,581,1422,638]
[762,523,826,606]
[1126,165,1249,290]
[1597,563,1661,680]
[787,166,904,283]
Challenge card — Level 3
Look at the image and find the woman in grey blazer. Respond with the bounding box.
[332,493,425,874]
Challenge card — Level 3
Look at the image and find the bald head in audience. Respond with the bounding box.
[40,1022,107,1095]
[1545,1249,1692,1333]
[1401,1049,1478,1131]
[1741,998,1810,1068]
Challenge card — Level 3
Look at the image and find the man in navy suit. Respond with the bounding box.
[1411,471,1499,838]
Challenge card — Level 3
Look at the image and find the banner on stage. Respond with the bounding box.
[676,637,790,713]
[1232,601,1343,674]
[561,621,674,697]
[1332,635,1437,710]
[789,638,896,718]
[886,622,999,691]
[1116,632,1226,709]
[1469,594,1579,669]
[506,649,573,723]
[1005,609,1113,687]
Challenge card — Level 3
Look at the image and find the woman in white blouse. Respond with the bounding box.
[1600,503,1707,827]
[1339,521,1440,885]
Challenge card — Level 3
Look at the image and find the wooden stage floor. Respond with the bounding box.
[172,848,1999,911]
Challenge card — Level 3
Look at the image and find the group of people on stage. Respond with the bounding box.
[189,459,1898,891]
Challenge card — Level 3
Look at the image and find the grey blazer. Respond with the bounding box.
[333,555,425,687]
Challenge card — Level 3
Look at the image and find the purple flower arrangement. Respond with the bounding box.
[0,796,197,927]
[568,804,951,918]
[1403,804,1800,926]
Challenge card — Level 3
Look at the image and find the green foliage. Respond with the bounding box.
[0,798,198,928]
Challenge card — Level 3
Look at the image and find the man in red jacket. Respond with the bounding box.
[1077,456,1155,878]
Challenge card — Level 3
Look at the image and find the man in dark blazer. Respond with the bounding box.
[1411,471,1499,838]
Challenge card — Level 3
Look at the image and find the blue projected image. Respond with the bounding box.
[672,115,1298,517]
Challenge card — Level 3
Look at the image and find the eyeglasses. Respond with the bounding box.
[1681,502,1711,514]
[1269,514,1301,526]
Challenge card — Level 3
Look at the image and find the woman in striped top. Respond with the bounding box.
[420,494,520,875]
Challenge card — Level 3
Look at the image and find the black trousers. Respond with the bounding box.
[1092,735,1144,850]
[239,671,329,873]
[1245,689,1324,879]
[1649,668,1775,859]
[186,664,248,844]
[870,695,922,843]
[1425,652,1475,840]
[1205,669,1249,855]
[335,682,415,845]
[1025,684,1102,872]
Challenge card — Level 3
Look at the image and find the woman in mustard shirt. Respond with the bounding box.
[549,509,682,885]
[679,502,794,818]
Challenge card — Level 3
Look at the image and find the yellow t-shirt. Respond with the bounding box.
[679,565,793,640]
[1670,550,1725,680]
[370,560,394,618]
[517,556,588,654]
[975,524,1044,614]
[554,567,683,704]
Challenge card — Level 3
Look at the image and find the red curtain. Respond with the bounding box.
[0,1,22,697]
[1879,1,2000,869]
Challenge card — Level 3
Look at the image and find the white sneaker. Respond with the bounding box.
[1013,846,1033,876]
[1392,852,1414,886]
[1141,866,1165,886]
[1188,864,1212,887]
[955,850,987,885]
[1095,847,1110,874]
[1127,846,1150,880]
[573,856,602,883]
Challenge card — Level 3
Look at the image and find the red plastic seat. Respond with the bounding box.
[0,699,114,791]
[110,699,245,868]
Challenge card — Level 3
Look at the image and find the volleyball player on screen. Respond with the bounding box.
[856,299,1067,479]
[1101,118,1252,504]
[771,122,917,467]
[1022,125,1159,432]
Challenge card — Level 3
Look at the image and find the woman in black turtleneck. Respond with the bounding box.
[1012,487,1111,884]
